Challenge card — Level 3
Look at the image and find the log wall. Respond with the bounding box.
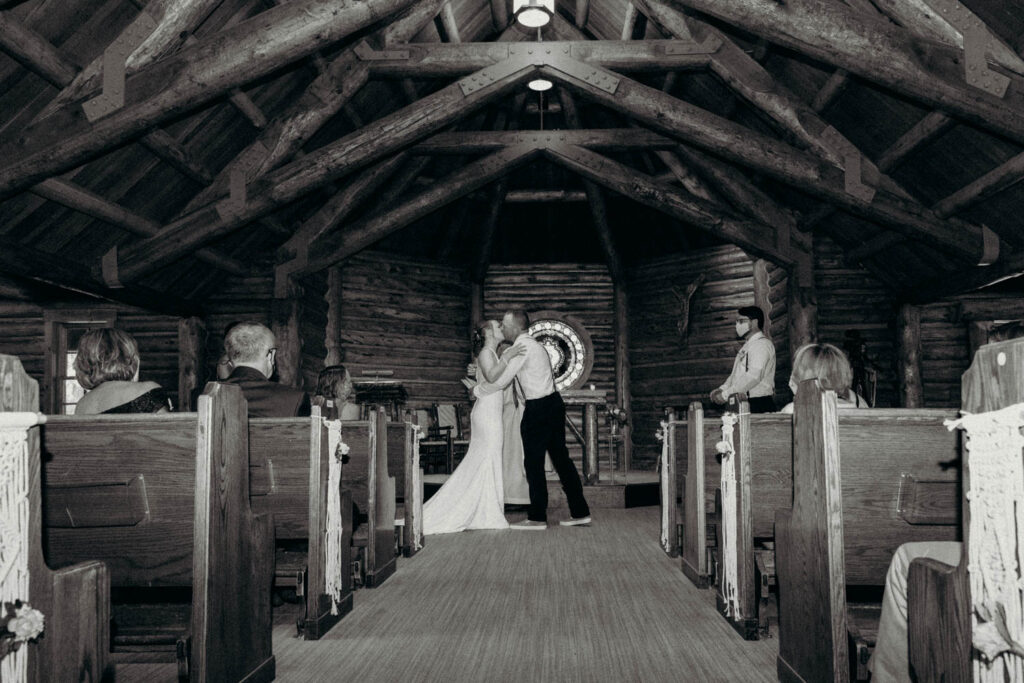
[483,263,617,469]
[628,245,782,470]
[339,252,471,406]
[203,273,329,393]
[814,236,898,408]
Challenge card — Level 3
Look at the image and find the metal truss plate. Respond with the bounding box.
[545,56,620,95]
[820,125,877,203]
[458,57,534,96]
[920,0,1011,97]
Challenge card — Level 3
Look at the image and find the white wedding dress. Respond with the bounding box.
[423,349,510,535]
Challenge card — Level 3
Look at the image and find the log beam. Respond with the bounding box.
[106,57,535,284]
[32,0,224,121]
[845,232,904,264]
[614,284,633,470]
[411,128,678,154]
[539,55,996,263]
[324,266,344,366]
[491,0,510,31]
[177,316,206,412]
[30,178,248,276]
[297,145,539,275]
[271,292,302,388]
[0,241,201,317]
[175,1,444,220]
[665,0,1024,144]
[0,0,420,197]
[559,90,626,283]
[933,149,1024,217]
[506,189,586,202]
[358,39,716,77]
[876,112,957,174]
[576,0,590,29]
[438,1,461,43]
[544,143,796,266]
[903,251,1024,303]
[787,260,818,356]
[471,178,508,282]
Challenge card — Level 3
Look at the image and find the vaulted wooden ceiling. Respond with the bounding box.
[1,0,1023,314]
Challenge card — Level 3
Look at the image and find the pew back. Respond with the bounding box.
[39,384,275,682]
[386,420,422,557]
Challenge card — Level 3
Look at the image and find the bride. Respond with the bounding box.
[422,320,524,535]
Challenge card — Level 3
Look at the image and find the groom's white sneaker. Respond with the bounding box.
[510,520,547,531]
[559,515,592,527]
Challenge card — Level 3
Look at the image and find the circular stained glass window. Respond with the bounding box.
[527,310,594,391]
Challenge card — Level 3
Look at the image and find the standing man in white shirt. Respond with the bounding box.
[710,306,777,413]
[477,309,591,530]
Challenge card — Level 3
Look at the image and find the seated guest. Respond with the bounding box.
[869,320,1024,682]
[780,342,869,414]
[215,321,243,380]
[221,322,310,417]
[74,328,172,414]
[316,364,361,420]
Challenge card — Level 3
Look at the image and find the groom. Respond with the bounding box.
[480,309,591,530]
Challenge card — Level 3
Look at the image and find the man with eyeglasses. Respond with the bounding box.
[710,306,776,413]
[222,321,310,417]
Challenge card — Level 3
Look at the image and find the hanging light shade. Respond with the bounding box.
[528,78,553,91]
[513,0,554,28]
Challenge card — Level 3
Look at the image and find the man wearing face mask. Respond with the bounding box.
[710,306,776,413]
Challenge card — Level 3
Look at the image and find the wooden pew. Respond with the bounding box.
[775,380,961,681]
[343,407,397,588]
[908,338,1024,681]
[248,408,354,640]
[0,354,110,683]
[41,383,275,682]
[386,420,423,558]
[659,402,725,589]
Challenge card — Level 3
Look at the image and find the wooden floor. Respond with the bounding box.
[122,508,778,682]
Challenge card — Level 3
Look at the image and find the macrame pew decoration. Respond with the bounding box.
[946,404,1024,681]
[387,419,423,558]
[658,419,672,555]
[0,413,38,683]
[324,418,348,616]
[0,355,108,683]
[715,410,740,621]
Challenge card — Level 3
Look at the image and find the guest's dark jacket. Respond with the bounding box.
[222,366,311,417]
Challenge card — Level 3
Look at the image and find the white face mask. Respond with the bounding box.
[735,319,750,338]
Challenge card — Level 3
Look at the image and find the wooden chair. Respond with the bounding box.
[40,383,275,682]
[907,337,1024,681]
[416,406,452,474]
[0,354,110,683]
[438,403,470,469]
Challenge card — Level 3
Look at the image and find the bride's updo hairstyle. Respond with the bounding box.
[472,321,495,356]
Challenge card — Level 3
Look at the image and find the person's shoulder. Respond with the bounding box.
[779,402,794,414]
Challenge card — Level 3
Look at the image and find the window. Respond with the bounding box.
[44,309,116,414]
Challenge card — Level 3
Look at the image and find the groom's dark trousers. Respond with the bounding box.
[520,392,590,523]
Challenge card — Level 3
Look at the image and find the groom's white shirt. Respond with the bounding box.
[475,332,554,400]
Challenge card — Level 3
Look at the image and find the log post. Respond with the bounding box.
[272,285,303,389]
[584,403,600,485]
[470,281,484,344]
[787,258,817,359]
[615,284,633,471]
[177,316,206,411]
[897,303,924,407]
[325,266,344,366]
[752,259,771,338]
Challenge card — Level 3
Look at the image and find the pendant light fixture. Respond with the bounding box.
[513,0,554,29]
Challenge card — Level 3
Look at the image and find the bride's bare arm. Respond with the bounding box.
[478,344,525,383]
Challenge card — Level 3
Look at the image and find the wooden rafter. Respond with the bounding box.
[544,144,796,266]
[296,146,540,276]
[175,0,445,218]
[0,0,420,198]
[665,0,1024,145]
[559,90,626,283]
[356,39,715,77]
[104,57,538,284]
[410,128,678,154]
[536,56,994,263]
